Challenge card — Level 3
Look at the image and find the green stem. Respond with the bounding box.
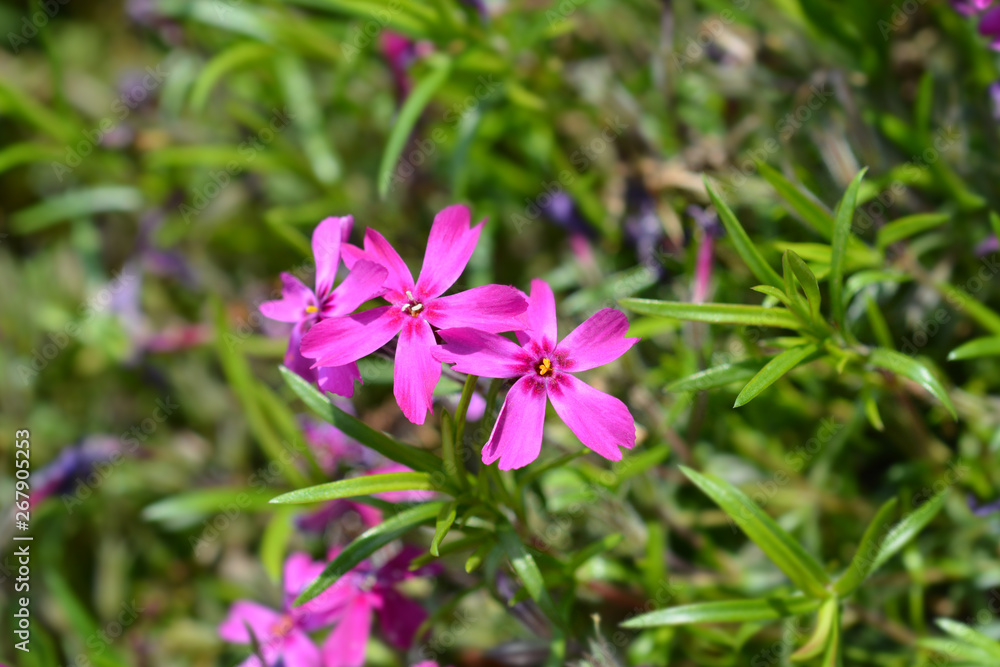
[440,411,466,491]
[453,374,478,469]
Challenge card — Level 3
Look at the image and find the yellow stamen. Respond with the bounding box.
[305,305,319,313]
[537,358,552,376]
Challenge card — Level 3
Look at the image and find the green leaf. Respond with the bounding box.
[790,597,838,662]
[705,177,784,290]
[279,366,444,474]
[864,294,894,350]
[785,251,822,322]
[667,361,765,392]
[378,54,452,199]
[936,619,1000,660]
[876,212,950,250]
[11,186,144,234]
[621,595,822,628]
[277,54,341,184]
[991,211,1000,241]
[845,270,912,302]
[295,501,443,606]
[142,487,272,524]
[936,279,1000,336]
[869,489,948,573]
[820,605,842,667]
[680,467,831,599]
[832,497,899,596]
[752,285,798,311]
[759,163,834,239]
[949,337,1000,361]
[261,507,296,582]
[189,42,274,112]
[270,472,438,504]
[734,343,822,408]
[867,349,956,419]
[498,523,561,622]
[430,501,458,556]
[830,169,867,330]
[620,300,803,330]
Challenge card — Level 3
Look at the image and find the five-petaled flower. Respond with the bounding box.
[219,552,344,667]
[260,216,388,397]
[433,279,639,470]
[301,205,528,424]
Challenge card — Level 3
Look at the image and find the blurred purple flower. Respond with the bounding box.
[380,32,433,101]
[989,81,1000,121]
[968,494,1000,516]
[318,545,433,667]
[219,553,346,667]
[540,191,598,240]
[29,436,131,509]
[624,179,667,278]
[981,5,1000,48]
[977,234,999,256]
[951,0,994,16]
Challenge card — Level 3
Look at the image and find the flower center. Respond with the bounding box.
[400,290,424,316]
[305,305,319,314]
[271,614,295,638]
[536,357,553,376]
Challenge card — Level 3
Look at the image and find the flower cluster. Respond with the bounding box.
[220,548,432,667]
[261,204,640,470]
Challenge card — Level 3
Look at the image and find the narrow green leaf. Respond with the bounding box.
[279,366,444,474]
[869,489,948,573]
[990,211,1000,240]
[11,186,144,234]
[820,605,842,667]
[752,285,798,311]
[936,619,1000,660]
[270,472,437,504]
[832,497,899,596]
[189,42,274,112]
[681,467,831,598]
[830,169,867,330]
[758,163,834,239]
[621,595,822,628]
[261,507,296,582]
[667,361,765,392]
[705,177,784,290]
[918,637,997,663]
[864,294,894,350]
[936,279,1000,336]
[277,54,341,184]
[790,597,838,661]
[378,54,452,199]
[948,337,1000,361]
[567,533,624,572]
[498,524,560,622]
[734,343,821,408]
[430,501,458,556]
[867,349,956,419]
[845,270,912,302]
[876,213,950,250]
[295,501,443,606]
[143,487,273,523]
[785,251,822,322]
[621,299,803,330]
[863,392,885,432]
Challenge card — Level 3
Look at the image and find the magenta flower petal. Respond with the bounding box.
[281,631,324,667]
[557,309,640,372]
[516,278,558,346]
[322,594,375,667]
[317,363,362,397]
[313,216,350,296]
[981,5,1000,44]
[376,588,427,649]
[415,204,482,298]
[548,374,635,461]
[341,242,367,270]
[260,273,313,322]
[301,306,402,367]
[218,601,281,643]
[327,260,389,316]
[363,228,415,298]
[283,321,316,380]
[426,285,528,333]
[283,552,323,600]
[483,376,547,470]
[394,317,440,425]
[433,328,526,378]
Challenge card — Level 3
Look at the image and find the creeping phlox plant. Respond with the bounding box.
[221,205,640,665]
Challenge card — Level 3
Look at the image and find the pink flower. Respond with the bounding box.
[319,546,432,667]
[433,279,639,470]
[980,4,1000,48]
[218,553,343,667]
[260,216,388,397]
[301,205,528,424]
